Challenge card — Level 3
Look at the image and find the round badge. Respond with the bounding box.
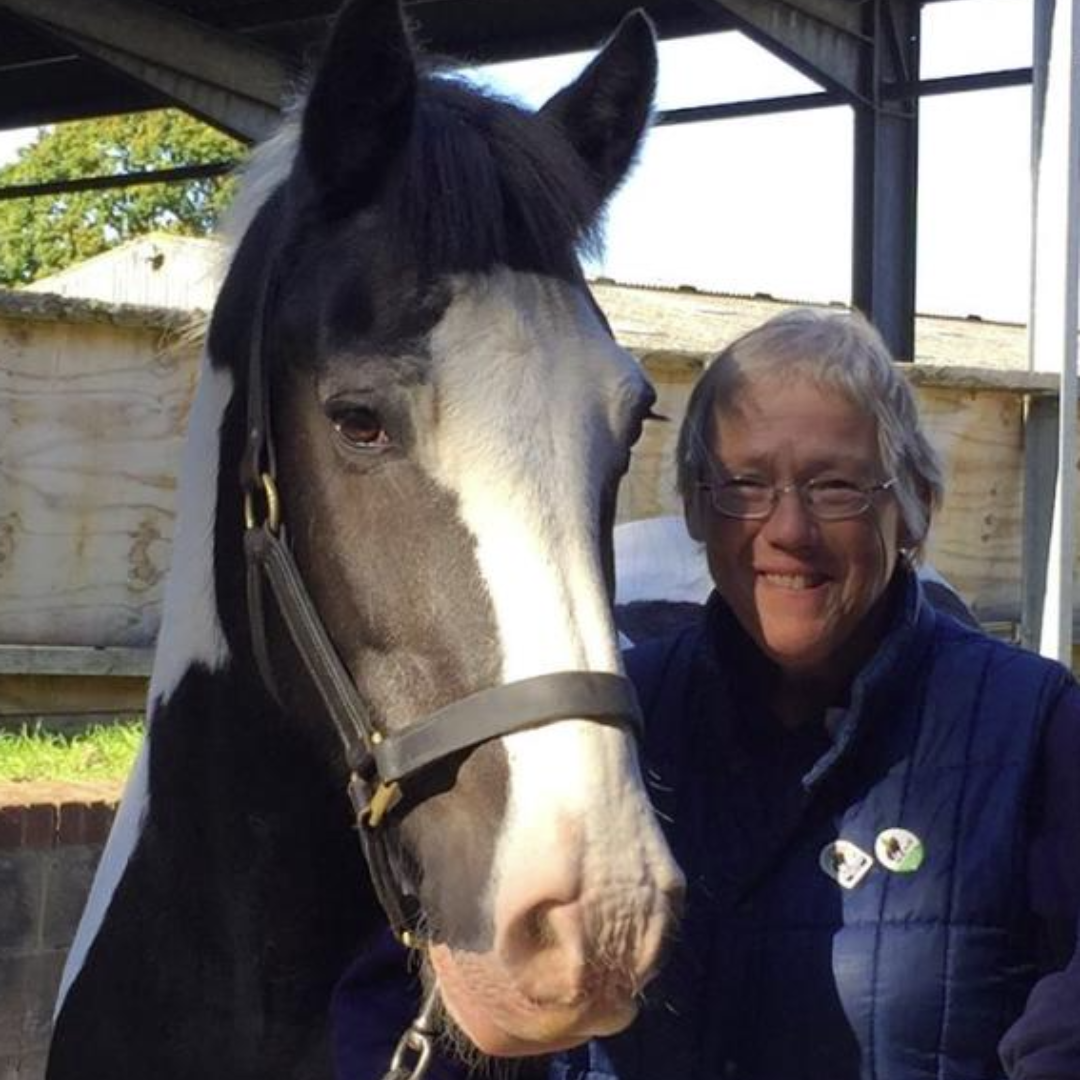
[874,828,925,873]
[819,840,874,890]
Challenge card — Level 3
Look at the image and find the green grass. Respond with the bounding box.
[0,719,144,783]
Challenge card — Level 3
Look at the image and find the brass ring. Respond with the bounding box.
[243,472,281,534]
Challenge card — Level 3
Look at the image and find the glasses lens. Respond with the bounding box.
[713,479,774,518]
[805,482,869,520]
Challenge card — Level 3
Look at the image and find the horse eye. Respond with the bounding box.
[329,404,391,449]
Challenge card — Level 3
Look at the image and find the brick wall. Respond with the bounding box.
[0,796,116,1080]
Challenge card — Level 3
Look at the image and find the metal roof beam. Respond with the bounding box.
[852,1,920,362]
[1024,0,1080,662]
[0,0,295,141]
[688,0,870,105]
[655,67,1033,128]
[0,161,236,202]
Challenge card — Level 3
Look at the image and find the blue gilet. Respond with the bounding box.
[550,573,1073,1080]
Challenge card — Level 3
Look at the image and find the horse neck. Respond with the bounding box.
[149,607,381,888]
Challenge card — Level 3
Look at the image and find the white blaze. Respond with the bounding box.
[427,271,635,681]
[425,270,671,916]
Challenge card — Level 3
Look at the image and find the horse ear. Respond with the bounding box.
[540,11,657,206]
[300,0,417,208]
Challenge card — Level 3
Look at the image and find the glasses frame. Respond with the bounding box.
[697,475,898,522]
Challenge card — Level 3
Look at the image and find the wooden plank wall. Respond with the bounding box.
[0,302,199,651]
[1,302,1078,717]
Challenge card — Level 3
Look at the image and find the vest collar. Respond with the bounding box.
[702,568,937,792]
[801,568,936,790]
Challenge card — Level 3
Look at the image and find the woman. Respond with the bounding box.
[336,309,1080,1079]
[549,308,1080,1080]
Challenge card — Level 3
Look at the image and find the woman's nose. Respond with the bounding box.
[761,487,817,546]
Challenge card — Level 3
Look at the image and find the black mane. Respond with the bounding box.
[392,75,603,276]
[293,72,607,281]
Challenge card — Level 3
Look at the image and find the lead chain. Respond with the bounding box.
[382,984,441,1080]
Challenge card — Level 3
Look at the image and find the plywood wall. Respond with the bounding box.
[0,310,1074,653]
[0,311,198,647]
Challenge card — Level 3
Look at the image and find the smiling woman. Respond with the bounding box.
[544,306,1080,1080]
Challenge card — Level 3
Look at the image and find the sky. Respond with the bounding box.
[465,0,1034,323]
[0,0,1035,323]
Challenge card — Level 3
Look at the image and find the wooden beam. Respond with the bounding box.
[0,646,153,678]
[0,0,292,140]
[689,0,868,104]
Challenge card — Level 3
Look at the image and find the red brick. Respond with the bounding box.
[55,805,85,847]
[84,802,115,845]
[19,809,55,851]
[0,809,24,851]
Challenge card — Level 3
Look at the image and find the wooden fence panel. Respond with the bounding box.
[0,307,198,649]
[2,295,1078,698]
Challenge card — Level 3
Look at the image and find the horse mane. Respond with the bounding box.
[387,73,605,275]
[220,69,606,280]
[217,109,303,257]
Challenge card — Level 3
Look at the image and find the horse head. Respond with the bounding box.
[54,0,683,1070]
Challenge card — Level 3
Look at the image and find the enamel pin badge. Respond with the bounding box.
[819,840,874,890]
[875,828,925,873]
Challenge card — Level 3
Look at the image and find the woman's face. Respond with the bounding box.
[688,376,905,683]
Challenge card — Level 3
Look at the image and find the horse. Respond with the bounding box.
[46,2,683,1077]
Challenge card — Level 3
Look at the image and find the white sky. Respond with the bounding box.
[466,0,1034,323]
[0,0,1034,322]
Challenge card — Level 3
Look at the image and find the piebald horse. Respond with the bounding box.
[47,2,682,1078]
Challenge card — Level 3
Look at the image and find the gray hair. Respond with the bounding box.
[675,307,944,556]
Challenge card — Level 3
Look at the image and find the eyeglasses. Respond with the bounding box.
[697,476,898,521]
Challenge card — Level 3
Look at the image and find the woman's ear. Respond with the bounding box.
[685,487,707,542]
[901,479,934,554]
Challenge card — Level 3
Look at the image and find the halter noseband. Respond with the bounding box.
[238,257,642,942]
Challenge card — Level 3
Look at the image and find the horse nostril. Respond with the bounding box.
[523,903,559,950]
[501,897,582,971]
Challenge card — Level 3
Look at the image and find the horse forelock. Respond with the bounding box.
[383,75,603,278]
[221,71,603,288]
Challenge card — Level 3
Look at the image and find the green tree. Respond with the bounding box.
[0,109,242,286]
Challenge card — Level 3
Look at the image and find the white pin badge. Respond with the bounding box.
[819,840,874,890]
[875,828,925,873]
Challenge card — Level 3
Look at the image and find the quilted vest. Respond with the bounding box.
[550,573,1072,1080]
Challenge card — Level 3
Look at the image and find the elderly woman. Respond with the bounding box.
[335,309,1080,1080]
[548,308,1080,1080]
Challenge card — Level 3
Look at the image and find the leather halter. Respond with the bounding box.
[238,255,643,941]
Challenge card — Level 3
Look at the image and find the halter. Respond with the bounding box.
[238,254,643,945]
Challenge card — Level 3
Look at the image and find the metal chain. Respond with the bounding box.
[381,984,441,1080]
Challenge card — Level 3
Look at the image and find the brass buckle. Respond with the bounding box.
[243,472,281,534]
[362,781,403,830]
